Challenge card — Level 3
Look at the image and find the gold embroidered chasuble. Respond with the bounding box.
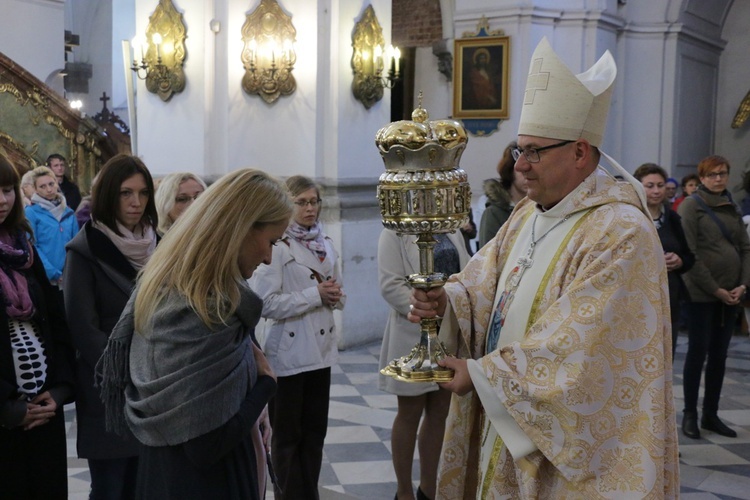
[436,168,679,499]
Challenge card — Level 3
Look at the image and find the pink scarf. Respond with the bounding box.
[0,229,35,320]
[285,221,327,262]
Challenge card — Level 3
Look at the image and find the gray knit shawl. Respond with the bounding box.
[97,285,262,447]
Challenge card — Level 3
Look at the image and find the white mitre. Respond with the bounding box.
[518,37,616,148]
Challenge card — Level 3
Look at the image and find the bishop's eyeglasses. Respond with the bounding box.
[511,140,574,163]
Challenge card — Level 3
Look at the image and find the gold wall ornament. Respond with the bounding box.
[351,5,401,109]
[376,92,470,383]
[241,0,297,104]
[732,89,750,128]
[130,0,187,102]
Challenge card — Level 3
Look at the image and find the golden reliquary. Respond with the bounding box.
[376,93,470,382]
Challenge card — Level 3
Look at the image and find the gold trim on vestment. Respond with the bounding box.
[527,210,594,327]
[481,433,506,499]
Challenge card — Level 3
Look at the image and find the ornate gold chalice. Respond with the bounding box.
[376,94,470,383]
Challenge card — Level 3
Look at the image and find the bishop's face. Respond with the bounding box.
[514,135,579,209]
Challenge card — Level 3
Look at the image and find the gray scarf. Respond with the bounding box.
[97,285,262,446]
[31,192,67,221]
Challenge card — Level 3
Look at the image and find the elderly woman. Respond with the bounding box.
[99,168,291,499]
[0,155,74,499]
[633,163,694,358]
[154,172,207,235]
[678,155,750,440]
[20,170,35,206]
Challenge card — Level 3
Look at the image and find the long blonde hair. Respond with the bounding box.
[134,168,292,331]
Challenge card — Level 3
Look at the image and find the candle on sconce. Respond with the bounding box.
[248,39,257,69]
[152,33,163,61]
[283,39,293,65]
[385,45,394,76]
[132,36,146,66]
[374,45,383,75]
[394,47,401,76]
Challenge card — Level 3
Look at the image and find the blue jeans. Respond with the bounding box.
[682,302,738,415]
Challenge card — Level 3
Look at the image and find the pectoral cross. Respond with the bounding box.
[510,243,535,287]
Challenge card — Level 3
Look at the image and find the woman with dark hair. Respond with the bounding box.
[678,155,750,439]
[672,173,700,211]
[0,155,74,499]
[633,163,694,358]
[63,154,159,499]
[478,141,527,248]
[249,175,345,499]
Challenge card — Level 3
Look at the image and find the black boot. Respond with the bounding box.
[416,486,432,500]
[682,410,700,439]
[701,413,737,438]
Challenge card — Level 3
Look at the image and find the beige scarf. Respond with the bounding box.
[92,220,156,270]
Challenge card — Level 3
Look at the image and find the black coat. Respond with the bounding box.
[1,245,74,499]
[0,245,74,412]
[60,176,82,212]
[657,207,695,321]
[63,222,140,459]
[136,376,276,500]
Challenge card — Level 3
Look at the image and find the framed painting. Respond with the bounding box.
[452,36,510,119]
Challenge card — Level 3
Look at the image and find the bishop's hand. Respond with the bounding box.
[407,287,447,323]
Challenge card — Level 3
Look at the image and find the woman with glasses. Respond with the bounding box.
[249,175,345,499]
[155,172,207,235]
[678,155,750,440]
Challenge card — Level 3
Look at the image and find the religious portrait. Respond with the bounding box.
[452,36,510,119]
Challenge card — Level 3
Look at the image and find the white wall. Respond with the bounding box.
[0,0,65,93]
[717,0,750,194]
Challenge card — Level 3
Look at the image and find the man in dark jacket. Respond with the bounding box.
[46,153,82,211]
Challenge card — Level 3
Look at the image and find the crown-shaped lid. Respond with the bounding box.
[518,37,616,147]
[376,92,468,171]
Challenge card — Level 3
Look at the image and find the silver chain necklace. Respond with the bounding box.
[512,213,572,286]
[488,212,574,346]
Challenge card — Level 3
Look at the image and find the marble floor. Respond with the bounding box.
[66,332,750,499]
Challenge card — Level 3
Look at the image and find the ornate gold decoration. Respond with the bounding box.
[376,93,471,383]
[732,89,750,128]
[131,0,187,101]
[351,5,401,109]
[240,0,297,104]
[462,15,505,38]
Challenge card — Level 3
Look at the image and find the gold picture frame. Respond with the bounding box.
[452,36,509,119]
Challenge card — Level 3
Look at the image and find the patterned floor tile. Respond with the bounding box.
[65,336,750,499]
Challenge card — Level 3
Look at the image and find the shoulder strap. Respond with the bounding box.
[691,194,734,245]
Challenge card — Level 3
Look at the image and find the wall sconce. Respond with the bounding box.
[241,0,297,104]
[351,5,401,109]
[130,0,187,102]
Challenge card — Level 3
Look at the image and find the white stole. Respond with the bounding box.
[469,205,588,490]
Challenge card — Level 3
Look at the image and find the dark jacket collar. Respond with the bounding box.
[70,221,138,282]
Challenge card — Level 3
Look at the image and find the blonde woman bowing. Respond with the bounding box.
[378,230,470,500]
[98,169,292,499]
[249,175,345,499]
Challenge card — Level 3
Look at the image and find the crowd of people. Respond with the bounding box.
[0,35,747,500]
